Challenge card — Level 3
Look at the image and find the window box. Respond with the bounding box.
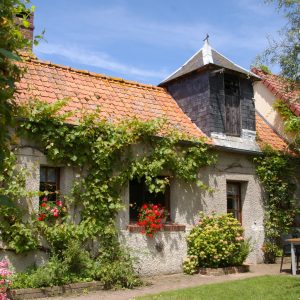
[126,223,186,233]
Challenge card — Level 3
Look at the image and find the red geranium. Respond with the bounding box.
[137,203,166,237]
[36,194,66,222]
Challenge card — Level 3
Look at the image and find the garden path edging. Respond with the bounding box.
[198,265,249,276]
[10,281,104,299]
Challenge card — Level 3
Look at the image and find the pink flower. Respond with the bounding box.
[0,268,12,277]
[53,212,59,217]
[56,201,62,207]
[0,261,8,269]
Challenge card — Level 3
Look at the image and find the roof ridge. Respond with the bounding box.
[22,57,164,91]
[160,47,204,84]
[211,48,259,78]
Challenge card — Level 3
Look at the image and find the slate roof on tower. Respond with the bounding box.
[160,39,260,85]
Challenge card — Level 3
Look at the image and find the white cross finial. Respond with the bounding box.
[203,34,209,43]
[202,34,213,64]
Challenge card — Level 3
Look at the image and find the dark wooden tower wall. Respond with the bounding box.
[166,71,211,136]
[164,69,256,137]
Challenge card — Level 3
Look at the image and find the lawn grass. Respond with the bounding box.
[135,275,300,300]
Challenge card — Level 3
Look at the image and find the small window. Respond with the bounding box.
[40,166,60,202]
[129,177,170,222]
[227,182,241,223]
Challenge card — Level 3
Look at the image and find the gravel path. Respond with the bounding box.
[39,263,291,300]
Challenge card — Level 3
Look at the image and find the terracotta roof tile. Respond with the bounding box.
[256,113,292,153]
[15,58,207,141]
[252,68,300,117]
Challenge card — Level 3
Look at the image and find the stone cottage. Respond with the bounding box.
[1,16,299,275]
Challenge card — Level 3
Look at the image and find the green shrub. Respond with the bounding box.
[12,240,94,289]
[12,241,141,289]
[184,213,250,273]
[92,246,141,289]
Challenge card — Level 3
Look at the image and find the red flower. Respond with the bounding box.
[137,203,167,237]
[41,202,47,207]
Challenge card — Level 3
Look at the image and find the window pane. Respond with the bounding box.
[39,166,60,203]
[227,198,235,210]
[227,182,241,223]
[40,167,46,182]
[227,183,239,195]
[47,168,57,182]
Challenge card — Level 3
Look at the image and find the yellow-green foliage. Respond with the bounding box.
[184,213,249,273]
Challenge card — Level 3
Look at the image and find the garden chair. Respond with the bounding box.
[280,233,300,273]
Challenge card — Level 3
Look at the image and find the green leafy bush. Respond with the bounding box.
[12,241,94,288]
[91,240,141,289]
[12,240,141,289]
[184,213,250,273]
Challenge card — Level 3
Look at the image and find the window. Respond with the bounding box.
[224,75,241,136]
[227,182,241,223]
[129,177,170,221]
[40,166,60,202]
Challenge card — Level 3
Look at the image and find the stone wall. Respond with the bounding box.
[118,150,265,275]
[1,145,266,275]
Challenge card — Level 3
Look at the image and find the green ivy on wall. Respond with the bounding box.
[254,146,299,262]
[273,99,300,153]
[0,99,216,285]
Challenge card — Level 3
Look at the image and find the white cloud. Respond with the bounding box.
[51,4,282,55]
[35,43,169,80]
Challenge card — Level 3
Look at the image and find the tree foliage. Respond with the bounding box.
[256,0,300,81]
[0,0,34,170]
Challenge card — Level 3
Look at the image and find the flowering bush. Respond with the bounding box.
[184,213,250,273]
[0,260,13,300]
[261,242,281,264]
[182,255,198,275]
[37,196,67,222]
[137,204,166,237]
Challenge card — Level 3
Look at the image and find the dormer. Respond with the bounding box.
[160,38,261,152]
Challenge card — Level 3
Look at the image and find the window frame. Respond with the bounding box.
[39,166,60,202]
[129,177,171,223]
[226,181,242,223]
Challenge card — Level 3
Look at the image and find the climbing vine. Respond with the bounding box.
[0,98,216,286]
[273,99,300,153]
[254,146,299,262]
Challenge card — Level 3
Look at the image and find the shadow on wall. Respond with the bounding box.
[145,231,185,254]
[173,172,215,225]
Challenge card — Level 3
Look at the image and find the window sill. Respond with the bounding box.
[126,223,186,233]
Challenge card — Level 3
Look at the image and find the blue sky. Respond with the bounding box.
[32,0,285,85]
